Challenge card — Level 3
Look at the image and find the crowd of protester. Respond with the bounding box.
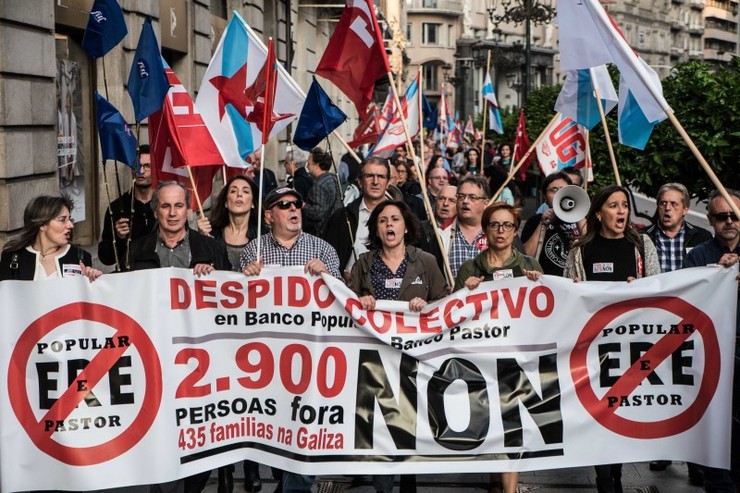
[1,138,738,493]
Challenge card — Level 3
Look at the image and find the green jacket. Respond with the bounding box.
[454,248,542,291]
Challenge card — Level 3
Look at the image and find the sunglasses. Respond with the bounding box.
[272,199,303,210]
[710,212,738,222]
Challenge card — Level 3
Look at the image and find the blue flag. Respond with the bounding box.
[293,77,346,151]
[422,94,436,131]
[81,0,128,59]
[127,17,169,122]
[95,92,137,168]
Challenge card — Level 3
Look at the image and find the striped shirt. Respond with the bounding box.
[240,232,341,278]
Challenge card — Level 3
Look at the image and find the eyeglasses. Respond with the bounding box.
[362,173,389,181]
[487,221,516,232]
[139,163,151,170]
[710,211,738,222]
[273,199,303,210]
[456,193,486,202]
[54,215,74,225]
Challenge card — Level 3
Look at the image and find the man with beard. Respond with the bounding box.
[98,145,156,271]
[684,189,740,493]
[521,172,584,276]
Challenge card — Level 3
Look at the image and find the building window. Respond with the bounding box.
[423,0,438,7]
[211,0,227,19]
[422,23,441,45]
[424,64,439,91]
[406,23,413,44]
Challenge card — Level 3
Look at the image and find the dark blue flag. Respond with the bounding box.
[127,17,169,122]
[95,92,137,168]
[81,0,128,59]
[422,93,436,131]
[293,77,347,151]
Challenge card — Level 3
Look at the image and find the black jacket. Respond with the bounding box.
[97,190,156,267]
[0,246,92,281]
[323,198,362,272]
[129,227,231,271]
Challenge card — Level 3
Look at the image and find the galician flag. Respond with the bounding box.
[195,12,305,167]
[557,0,670,149]
[554,65,617,130]
[482,73,504,134]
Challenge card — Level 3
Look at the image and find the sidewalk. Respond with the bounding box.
[202,462,705,492]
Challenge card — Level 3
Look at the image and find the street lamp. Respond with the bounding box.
[487,0,556,105]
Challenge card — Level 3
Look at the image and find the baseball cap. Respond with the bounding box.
[264,187,303,209]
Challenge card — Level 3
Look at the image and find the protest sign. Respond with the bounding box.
[0,266,735,490]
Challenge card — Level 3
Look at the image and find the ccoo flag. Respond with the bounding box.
[81,0,128,59]
[95,92,137,168]
[293,77,347,151]
[482,73,504,135]
[127,17,169,122]
[554,65,617,130]
[196,12,305,167]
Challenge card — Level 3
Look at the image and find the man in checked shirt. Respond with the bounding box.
[239,186,340,493]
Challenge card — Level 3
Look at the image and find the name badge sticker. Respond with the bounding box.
[61,264,83,277]
[592,262,614,274]
[385,278,403,289]
[493,269,514,281]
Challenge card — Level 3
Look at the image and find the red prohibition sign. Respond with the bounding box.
[570,296,720,439]
[7,302,162,465]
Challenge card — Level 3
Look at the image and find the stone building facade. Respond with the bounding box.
[0,0,357,247]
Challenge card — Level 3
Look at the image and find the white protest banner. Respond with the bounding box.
[0,265,736,490]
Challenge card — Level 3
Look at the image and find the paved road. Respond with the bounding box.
[202,461,705,492]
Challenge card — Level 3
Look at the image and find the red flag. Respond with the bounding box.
[347,103,380,148]
[315,0,390,118]
[513,109,534,181]
[150,64,222,210]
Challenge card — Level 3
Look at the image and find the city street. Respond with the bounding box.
[202,462,705,492]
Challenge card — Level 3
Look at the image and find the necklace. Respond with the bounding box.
[40,246,61,259]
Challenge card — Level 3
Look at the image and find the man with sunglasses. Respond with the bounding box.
[98,145,156,271]
[239,186,340,493]
[684,188,740,493]
[240,187,340,279]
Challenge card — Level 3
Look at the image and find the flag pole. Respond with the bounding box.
[186,167,206,219]
[667,111,740,219]
[584,129,590,192]
[256,146,266,262]
[481,51,491,157]
[589,68,621,186]
[331,130,362,164]
[418,65,426,173]
[489,112,560,206]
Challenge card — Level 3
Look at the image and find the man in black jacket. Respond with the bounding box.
[98,145,156,271]
[644,182,712,273]
[129,181,230,492]
[323,156,390,280]
[130,181,230,273]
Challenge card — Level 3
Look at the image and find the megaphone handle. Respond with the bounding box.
[534,223,546,260]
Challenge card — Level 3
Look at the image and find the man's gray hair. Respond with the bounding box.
[707,188,740,213]
[292,148,309,167]
[657,182,690,208]
[151,181,191,211]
